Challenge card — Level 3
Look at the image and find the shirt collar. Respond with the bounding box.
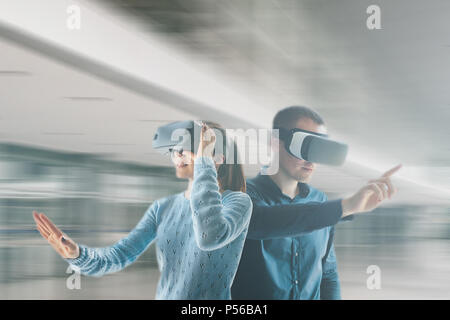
[256,172,310,199]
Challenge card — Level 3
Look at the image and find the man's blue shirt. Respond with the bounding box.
[231,173,342,300]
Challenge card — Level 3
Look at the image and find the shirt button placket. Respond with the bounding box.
[292,240,300,299]
[295,241,302,299]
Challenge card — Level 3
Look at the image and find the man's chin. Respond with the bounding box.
[295,171,313,183]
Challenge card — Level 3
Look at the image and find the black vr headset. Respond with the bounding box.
[152,120,225,156]
[276,127,348,166]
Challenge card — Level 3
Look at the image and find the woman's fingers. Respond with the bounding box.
[36,223,50,237]
[33,212,53,235]
[33,211,75,259]
[32,211,44,227]
[34,212,51,232]
[197,123,216,158]
[33,211,54,238]
[39,213,62,238]
[201,124,215,143]
[46,232,59,245]
[36,224,50,240]
[194,120,205,128]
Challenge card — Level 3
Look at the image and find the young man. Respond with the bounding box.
[231,106,401,300]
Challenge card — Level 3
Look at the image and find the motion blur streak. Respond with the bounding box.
[0,147,448,299]
[0,0,449,299]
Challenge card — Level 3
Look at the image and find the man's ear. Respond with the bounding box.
[271,136,281,150]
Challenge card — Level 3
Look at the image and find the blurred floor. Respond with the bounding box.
[337,239,450,299]
[0,145,449,299]
[1,208,449,300]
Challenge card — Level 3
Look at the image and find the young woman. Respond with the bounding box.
[32,122,252,299]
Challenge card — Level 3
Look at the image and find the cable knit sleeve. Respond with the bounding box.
[190,156,252,251]
[64,202,159,277]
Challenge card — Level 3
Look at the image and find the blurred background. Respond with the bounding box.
[0,0,449,299]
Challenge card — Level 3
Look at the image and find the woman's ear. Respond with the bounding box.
[183,150,195,164]
[213,154,225,166]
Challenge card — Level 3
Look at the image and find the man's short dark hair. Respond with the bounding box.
[272,105,325,130]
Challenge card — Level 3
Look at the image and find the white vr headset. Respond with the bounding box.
[276,127,348,166]
[152,120,226,156]
[152,121,348,166]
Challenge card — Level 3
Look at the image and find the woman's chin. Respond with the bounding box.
[175,168,192,179]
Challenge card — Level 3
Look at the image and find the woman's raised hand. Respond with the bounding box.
[32,211,80,259]
[196,122,216,158]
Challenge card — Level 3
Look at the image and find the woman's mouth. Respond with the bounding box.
[301,166,313,172]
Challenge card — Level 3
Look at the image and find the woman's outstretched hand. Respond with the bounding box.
[32,211,80,259]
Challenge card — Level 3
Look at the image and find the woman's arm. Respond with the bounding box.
[65,202,159,277]
[33,202,159,277]
[190,156,252,251]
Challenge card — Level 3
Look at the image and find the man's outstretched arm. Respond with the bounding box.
[247,164,402,240]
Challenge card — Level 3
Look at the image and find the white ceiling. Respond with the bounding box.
[0,0,449,205]
[0,36,197,165]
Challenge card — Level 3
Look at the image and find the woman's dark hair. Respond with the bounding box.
[203,121,246,193]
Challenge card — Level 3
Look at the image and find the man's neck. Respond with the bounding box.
[269,169,299,199]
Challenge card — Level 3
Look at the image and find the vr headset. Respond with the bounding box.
[276,127,348,166]
[152,121,347,166]
[152,120,225,156]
